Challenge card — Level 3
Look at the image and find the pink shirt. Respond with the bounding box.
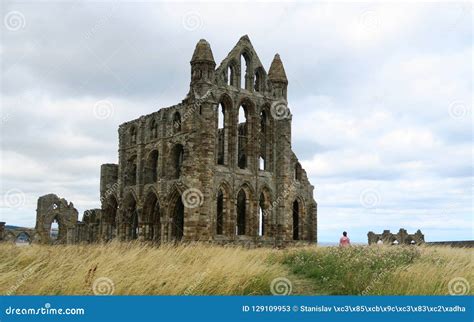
[339,236,351,247]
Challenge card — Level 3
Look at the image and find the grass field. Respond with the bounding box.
[0,242,471,295]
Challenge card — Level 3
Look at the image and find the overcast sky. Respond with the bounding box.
[0,1,472,242]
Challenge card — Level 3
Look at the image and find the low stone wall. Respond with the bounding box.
[426,241,474,248]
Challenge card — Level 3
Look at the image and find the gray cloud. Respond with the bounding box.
[1,2,471,242]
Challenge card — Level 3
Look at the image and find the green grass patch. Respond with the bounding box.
[282,246,420,295]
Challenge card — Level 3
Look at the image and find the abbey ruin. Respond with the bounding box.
[2,36,317,246]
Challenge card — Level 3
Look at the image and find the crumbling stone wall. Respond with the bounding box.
[35,194,79,244]
[368,228,425,245]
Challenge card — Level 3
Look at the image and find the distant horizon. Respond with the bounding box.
[3,224,472,244]
[1,2,472,243]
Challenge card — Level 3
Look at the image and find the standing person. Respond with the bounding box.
[339,231,351,247]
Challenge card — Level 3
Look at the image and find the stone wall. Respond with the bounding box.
[35,194,79,244]
[368,228,425,245]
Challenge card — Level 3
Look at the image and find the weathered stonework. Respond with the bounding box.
[27,36,318,246]
[35,194,79,244]
[368,229,425,245]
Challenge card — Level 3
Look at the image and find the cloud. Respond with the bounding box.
[0,2,471,242]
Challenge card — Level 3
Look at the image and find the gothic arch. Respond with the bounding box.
[259,103,273,171]
[167,187,185,242]
[142,190,161,241]
[240,50,253,90]
[292,197,306,241]
[235,183,254,236]
[129,125,137,145]
[144,149,159,184]
[121,191,138,240]
[149,118,158,139]
[226,59,238,87]
[254,66,266,92]
[215,180,232,236]
[170,143,185,178]
[15,231,31,244]
[173,111,182,132]
[236,98,256,170]
[258,186,273,237]
[216,94,233,166]
[295,162,303,181]
[125,154,138,186]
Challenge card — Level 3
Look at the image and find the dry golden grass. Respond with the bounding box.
[0,242,471,295]
[0,242,287,295]
[370,246,474,295]
[279,245,473,295]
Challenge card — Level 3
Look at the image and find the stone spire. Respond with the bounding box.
[190,39,216,96]
[268,54,288,84]
[191,39,215,63]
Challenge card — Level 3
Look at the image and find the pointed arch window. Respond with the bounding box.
[173,112,181,133]
[237,105,248,169]
[216,190,224,235]
[236,189,247,235]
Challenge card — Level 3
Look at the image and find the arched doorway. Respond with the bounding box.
[15,232,31,245]
[144,150,159,184]
[236,189,247,235]
[258,193,266,236]
[172,144,184,178]
[123,193,138,240]
[171,197,185,241]
[216,190,224,235]
[50,217,59,242]
[293,200,299,240]
[143,192,160,241]
[237,105,248,169]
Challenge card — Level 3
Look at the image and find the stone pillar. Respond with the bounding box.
[0,222,5,241]
[66,227,75,244]
[100,164,118,201]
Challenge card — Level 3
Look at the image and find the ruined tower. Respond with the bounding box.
[33,36,318,246]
